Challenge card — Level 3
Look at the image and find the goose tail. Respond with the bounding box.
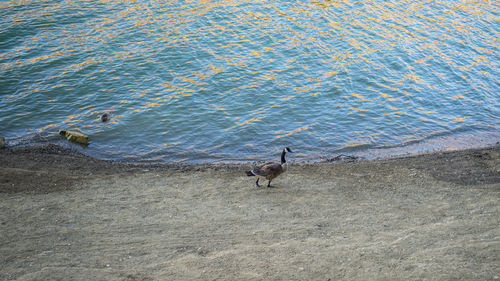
[246,170,255,177]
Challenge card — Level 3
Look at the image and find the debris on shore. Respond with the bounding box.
[59,130,89,145]
[325,154,359,162]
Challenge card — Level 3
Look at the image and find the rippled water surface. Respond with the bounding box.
[1,0,499,162]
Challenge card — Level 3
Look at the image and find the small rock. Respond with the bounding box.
[59,130,89,145]
[0,136,4,148]
[197,247,209,256]
[100,112,110,122]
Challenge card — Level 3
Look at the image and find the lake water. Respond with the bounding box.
[1,0,499,163]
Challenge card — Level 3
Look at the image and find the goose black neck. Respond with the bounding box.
[281,149,287,164]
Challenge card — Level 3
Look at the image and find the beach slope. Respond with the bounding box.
[1,145,499,280]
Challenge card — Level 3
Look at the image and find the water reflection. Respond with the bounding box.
[0,0,498,162]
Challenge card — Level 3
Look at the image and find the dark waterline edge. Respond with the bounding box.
[2,130,499,165]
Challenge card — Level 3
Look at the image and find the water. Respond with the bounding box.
[1,0,499,163]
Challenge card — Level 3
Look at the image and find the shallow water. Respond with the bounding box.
[1,0,499,162]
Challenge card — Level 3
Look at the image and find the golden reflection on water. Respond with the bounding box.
[0,0,498,159]
[275,124,313,139]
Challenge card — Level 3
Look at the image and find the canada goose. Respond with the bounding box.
[246,147,293,187]
[100,112,110,122]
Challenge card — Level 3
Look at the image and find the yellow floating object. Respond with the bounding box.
[59,130,89,145]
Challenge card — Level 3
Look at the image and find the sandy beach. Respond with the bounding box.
[1,144,499,280]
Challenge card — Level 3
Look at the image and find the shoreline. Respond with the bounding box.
[3,139,500,164]
[3,127,499,164]
[1,143,499,280]
[1,143,499,193]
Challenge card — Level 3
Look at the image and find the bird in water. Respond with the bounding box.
[246,147,293,187]
[100,112,110,122]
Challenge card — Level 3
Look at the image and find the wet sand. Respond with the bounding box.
[1,144,499,280]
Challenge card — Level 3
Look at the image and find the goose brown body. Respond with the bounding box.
[246,147,292,187]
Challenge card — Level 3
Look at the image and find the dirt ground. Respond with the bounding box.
[1,144,499,280]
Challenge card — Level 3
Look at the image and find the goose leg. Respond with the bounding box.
[255,178,261,187]
[267,180,273,188]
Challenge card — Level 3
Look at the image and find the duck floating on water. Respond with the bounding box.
[246,147,292,188]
